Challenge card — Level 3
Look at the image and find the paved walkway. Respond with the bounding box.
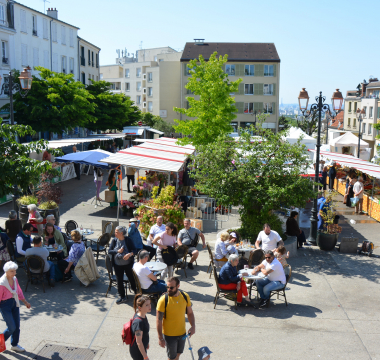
[0,177,379,359]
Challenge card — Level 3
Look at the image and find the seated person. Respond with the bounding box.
[44,223,68,260]
[218,254,255,307]
[5,210,22,242]
[133,250,166,295]
[0,230,10,269]
[286,211,306,249]
[15,223,34,262]
[25,236,55,286]
[27,204,44,235]
[252,250,286,308]
[255,223,283,251]
[45,214,62,232]
[274,245,289,267]
[128,218,156,260]
[58,230,85,282]
[215,231,238,262]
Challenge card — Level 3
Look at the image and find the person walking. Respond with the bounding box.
[156,277,194,360]
[130,294,151,360]
[126,167,137,193]
[108,226,137,304]
[328,162,336,191]
[107,169,118,208]
[94,167,103,202]
[321,166,328,191]
[72,146,81,180]
[0,262,31,352]
[353,176,364,214]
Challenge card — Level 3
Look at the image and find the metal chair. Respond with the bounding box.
[267,264,292,307]
[65,220,78,237]
[89,233,111,262]
[105,255,129,297]
[212,265,237,310]
[103,221,114,236]
[206,243,215,278]
[25,255,47,293]
[173,245,188,278]
[132,269,161,303]
[6,240,25,269]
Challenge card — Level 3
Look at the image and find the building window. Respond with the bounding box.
[80,46,85,66]
[61,26,66,44]
[244,84,254,95]
[1,41,8,64]
[230,122,238,132]
[96,76,98,81]
[136,68,141,77]
[20,9,27,33]
[21,44,28,66]
[92,75,94,81]
[354,102,357,112]
[148,87,153,96]
[70,29,74,47]
[264,65,274,76]
[263,84,274,95]
[374,90,380,98]
[136,82,141,91]
[125,83,130,91]
[347,118,351,127]
[81,72,85,85]
[148,72,153,82]
[61,56,66,73]
[0,4,5,25]
[363,106,367,117]
[52,23,57,42]
[89,74,91,82]
[244,103,254,114]
[370,106,373,118]
[348,102,352,112]
[69,57,74,74]
[245,65,254,76]
[32,15,37,36]
[353,118,356,127]
[96,53,99,68]
[136,95,141,104]
[92,52,94,67]
[225,64,235,75]
[154,56,157,62]
[263,103,273,114]
[148,101,153,111]
[362,123,366,134]
[100,73,103,80]
[125,69,130,78]
[88,50,91,66]
[369,124,372,134]
[43,19,48,39]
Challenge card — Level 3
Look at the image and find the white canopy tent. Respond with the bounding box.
[282,127,317,160]
[329,131,369,148]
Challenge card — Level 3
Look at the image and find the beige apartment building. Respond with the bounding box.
[181,41,280,132]
[100,47,182,123]
[78,36,100,85]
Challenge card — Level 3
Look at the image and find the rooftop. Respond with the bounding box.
[181,42,280,62]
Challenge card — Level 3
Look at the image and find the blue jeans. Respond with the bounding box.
[143,279,166,295]
[0,298,20,346]
[256,278,285,300]
[47,261,55,280]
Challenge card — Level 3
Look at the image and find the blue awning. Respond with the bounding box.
[54,150,117,170]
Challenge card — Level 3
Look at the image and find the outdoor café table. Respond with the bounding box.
[239,269,265,299]
[145,262,167,272]
[236,246,254,259]
[43,245,63,260]
[75,228,94,247]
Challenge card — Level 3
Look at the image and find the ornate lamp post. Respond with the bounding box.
[325,89,344,144]
[0,67,33,212]
[298,88,343,244]
[356,108,366,158]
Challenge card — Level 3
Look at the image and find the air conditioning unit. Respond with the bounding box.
[143,88,147,94]
[143,73,147,80]
[143,102,147,108]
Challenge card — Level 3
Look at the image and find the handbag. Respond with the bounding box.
[105,190,115,203]
[0,333,6,352]
[186,230,199,248]
[350,197,359,207]
[161,246,179,266]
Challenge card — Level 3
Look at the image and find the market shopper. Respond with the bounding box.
[345,176,355,208]
[0,262,31,353]
[107,169,118,208]
[0,231,10,269]
[353,176,364,214]
[321,166,328,191]
[148,216,166,247]
[94,167,103,202]
[328,162,337,191]
[126,167,137,193]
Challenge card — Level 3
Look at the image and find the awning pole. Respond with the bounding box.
[176,172,179,192]
[117,169,121,222]
[167,172,170,186]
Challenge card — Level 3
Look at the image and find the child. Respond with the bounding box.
[274,245,289,267]
[198,346,212,359]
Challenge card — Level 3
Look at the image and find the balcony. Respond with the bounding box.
[80,57,85,66]
[2,57,8,65]
[32,29,37,36]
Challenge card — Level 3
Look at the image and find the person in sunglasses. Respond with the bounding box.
[252,250,286,308]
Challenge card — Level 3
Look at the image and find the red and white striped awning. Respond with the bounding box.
[100,137,195,172]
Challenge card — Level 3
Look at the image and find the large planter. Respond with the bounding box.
[316,231,338,251]
[37,207,60,227]
[18,205,29,227]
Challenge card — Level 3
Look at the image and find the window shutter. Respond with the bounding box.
[0,5,4,23]
[43,50,49,68]
[273,64,277,77]
[20,10,26,32]
[237,83,244,95]
[254,83,263,95]
[235,102,244,114]
[235,64,244,77]
[254,102,263,113]
[52,23,57,42]
[184,64,188,76]
[33,47,39,68]
[69,29,74,47]
[52,53,58,72]
[272,83,276,96]
[255,64,264,77]
[61,26,66,45]
[43,18,48,39]
[272,102,276,114]
[21,44,27,66]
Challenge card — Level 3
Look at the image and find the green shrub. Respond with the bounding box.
[17,195,38,206]
[38,201,58,210]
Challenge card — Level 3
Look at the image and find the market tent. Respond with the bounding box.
[282,127,317,149]
[330,131,369,148]
[133,137,195,150]
[54,150,116,170]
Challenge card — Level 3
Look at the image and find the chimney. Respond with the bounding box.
[361,80,367,97]
[47,8,58,19]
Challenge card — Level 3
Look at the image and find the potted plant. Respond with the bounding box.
[317,194,342,251]
[120,200,135,217]
[17,195,39,226]
[36,172,63,226]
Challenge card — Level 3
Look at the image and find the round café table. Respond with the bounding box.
[145,262,167,272]
[239,269,266,300]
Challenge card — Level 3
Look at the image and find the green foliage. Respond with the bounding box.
[7,67,96,133]
[292,109,319,136]
[38,201,58,210]
[190,117,316,240]
[174,52,241,146]
[278,115,292,132]
[0,124,62,198]
[138,113,174,136]
[86,80,140,131]
[17,195,38,206]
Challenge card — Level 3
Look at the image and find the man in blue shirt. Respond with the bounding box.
[128,218,156,260]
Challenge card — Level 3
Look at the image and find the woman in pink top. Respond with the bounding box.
[152,222,178,279]
[0,262,31,353]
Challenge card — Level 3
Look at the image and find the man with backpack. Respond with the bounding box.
[156,277,195,360]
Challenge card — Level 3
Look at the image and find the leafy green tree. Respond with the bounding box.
[278,115,291,132]
[174,52,241,146]
[189,118,316,240]
[139,113,160,127]
[292,109,318,136]
[85,80,140,132]
[153,119,174,136]
[0,124,62,198]
[6,67,96,134]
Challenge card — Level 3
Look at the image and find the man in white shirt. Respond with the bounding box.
[255,223,283,251]
[353,176,364,214]
[133,250,166,294]
[252,250,286,308]
[148,216,166,247]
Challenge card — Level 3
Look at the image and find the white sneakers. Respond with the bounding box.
[11,345,25,352]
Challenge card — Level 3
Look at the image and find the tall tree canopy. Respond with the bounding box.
[174,52,241,146]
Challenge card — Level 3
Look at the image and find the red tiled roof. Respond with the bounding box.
[329,111,344,130]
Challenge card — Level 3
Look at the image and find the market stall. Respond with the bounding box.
[283,127,317,160]
[329,131,370,160]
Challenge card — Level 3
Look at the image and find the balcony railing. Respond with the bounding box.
[32,29,37,36]
[80,57,85,66]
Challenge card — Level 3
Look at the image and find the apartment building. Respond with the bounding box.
[78,36,100,85]
[181,41,280,132]
[100,47,182,123]
[343,90,360,133]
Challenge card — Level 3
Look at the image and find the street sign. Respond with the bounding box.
[138,121,143,126]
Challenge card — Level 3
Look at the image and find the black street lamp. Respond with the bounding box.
[0,67,33,213]
[356,108,366,158]
[298,88,343,244]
